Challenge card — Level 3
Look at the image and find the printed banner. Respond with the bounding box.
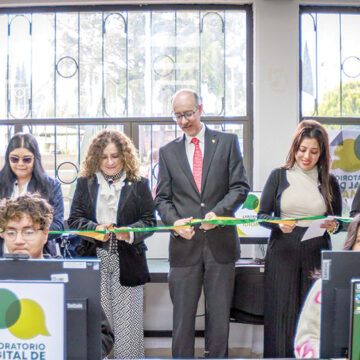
[329,129,360,216]
[0,281,65,360]
[234,191,271,238]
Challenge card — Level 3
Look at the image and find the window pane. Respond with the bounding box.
[201,12,225,115]
[128,12,147,117]
[0,126,15,169]
[32,13,54,118]
[138,124,178,196]
[0,15,7,119]
[300,13,317,116]
[1,8,249,119]
[56,13,79,118]
[225,11,247,116]
[176,13,199,92]
[79,12,103,118]
[317,14,341,117]
[207,123,244,154]
[8,15,31,119]
[301,11,360,119]
[103,12,127,117]
[339,14,360,117]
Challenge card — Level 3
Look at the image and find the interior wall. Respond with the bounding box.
[253,0,360,190]
[253,0,299,191]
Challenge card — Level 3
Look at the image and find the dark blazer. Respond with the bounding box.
[0,175,64,233]
[258,167,343,241]
[68,175,156,286]
[155,127,250,267]
[68,175,156,244]
[350,186,360,217]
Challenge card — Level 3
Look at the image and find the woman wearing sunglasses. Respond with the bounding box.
[0,133,64,255]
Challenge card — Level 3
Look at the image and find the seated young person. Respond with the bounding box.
[0,193,114,358]
[294,214,360,358]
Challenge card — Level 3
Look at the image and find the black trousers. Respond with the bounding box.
[169,240,235,359]
[263,227,329,358]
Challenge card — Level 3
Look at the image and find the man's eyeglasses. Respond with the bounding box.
[9,156,34,164]
[172,109,198,122]
[3,228,42,241]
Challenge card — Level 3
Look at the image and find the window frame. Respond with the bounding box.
[0,4,254,185]
[299,5,360,126]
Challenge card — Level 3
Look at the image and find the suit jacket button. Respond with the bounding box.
[200,203,205,207]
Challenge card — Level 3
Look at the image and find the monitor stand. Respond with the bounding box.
[66,298,88,360]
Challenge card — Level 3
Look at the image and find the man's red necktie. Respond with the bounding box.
[191,137,203,193]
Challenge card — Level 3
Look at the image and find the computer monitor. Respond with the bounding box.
[320,250,360,358]
[0,258,101,360]
[349,279,360,360]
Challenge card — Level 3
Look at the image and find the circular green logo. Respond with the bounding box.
[0,288,21,328]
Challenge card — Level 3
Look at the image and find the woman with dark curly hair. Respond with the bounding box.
[258,120,342,358]
[0,133,64,255]
[68,129,156,359]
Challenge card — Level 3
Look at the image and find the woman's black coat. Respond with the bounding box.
[67,175,156,286]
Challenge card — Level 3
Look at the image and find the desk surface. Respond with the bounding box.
[148,258,264,283]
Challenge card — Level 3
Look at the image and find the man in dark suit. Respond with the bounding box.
[155,89,250,358]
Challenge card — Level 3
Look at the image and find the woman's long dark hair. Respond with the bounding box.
[283,120,333,213]
[0,133,50,200]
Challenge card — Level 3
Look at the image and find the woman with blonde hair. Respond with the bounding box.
[68,129,156,358]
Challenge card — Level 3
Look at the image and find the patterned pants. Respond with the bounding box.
[97,248,145,359]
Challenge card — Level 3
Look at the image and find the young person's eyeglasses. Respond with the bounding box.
[9,156,34,164]
[3,228,42,241]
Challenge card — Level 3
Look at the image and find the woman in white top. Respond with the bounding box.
[68,129,156,359]
[258,120,342,358]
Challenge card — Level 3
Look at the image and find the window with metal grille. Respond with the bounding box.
[0,5,253,216]
[300,6,360,216]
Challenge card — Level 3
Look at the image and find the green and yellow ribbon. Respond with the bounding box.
[47,215,353,241]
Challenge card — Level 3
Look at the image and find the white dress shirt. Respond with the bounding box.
[95,171,134,244]
[11,181,29,198]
